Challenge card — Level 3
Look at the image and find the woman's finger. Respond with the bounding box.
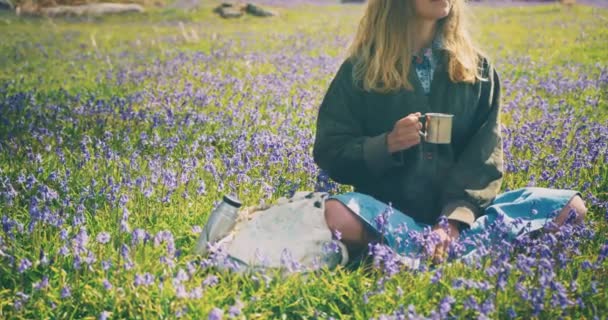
[433,244,445,264]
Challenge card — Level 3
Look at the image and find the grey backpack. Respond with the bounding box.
[209,192,349,273]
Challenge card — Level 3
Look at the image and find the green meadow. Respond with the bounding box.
[0,2,606,319]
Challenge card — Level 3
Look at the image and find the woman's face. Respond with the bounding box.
[413,0,452,21]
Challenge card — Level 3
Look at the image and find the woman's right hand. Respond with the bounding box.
[386,112,423,153]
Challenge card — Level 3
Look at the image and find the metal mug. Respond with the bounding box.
[419,113,454,144]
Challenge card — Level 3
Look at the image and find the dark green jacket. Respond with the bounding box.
[313,54,503,227]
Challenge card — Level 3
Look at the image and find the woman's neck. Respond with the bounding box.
[412,20,437,55]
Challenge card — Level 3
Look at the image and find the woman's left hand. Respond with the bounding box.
[430,221,460,264]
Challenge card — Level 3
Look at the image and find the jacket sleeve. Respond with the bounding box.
[313,60,404,186]
[440,62,504,228]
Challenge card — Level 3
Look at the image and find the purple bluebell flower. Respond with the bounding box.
[323,241,341,254]
[101,260,112,271]
[333,229,342,240]
[203,275,219,287]
[99,311,111,320]
[228,300,244,318]
[60,286,71,298]
[38,249,49,266]
[120,244,130,259]
[507,307,517,319]
[189,286,203,299]
[120,209,130,233]
[18,258,32,273]
[13,292,29,311]
[59,245,70,256]
[430,268,442,284]
[208,308,223,320]
[197,180,206,196]
[102,279,113,290]
[134,273,155,287]
[480,297,495,316]
[175,306,188,318]
[192,225,202,234]
[96,232,111,244]
[438,295,455,317]
[60,228,69,241]
[73,204,86,226]
[33,275,49,291]
[175,284,188,299]
[597,241,608,263]
[131,228,149,246]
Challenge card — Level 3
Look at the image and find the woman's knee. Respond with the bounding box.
[324,200,366,243]
[568,195,587,222]
[555,195,587,225]
[324,200,354,229]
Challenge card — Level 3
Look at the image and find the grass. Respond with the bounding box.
[0,1,607,319]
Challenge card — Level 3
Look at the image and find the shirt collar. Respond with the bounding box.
[432,32,445,50]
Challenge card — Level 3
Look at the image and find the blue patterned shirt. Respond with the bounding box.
[413,36,443,95]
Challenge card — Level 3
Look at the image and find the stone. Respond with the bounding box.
[215,6,244,18]
[213,2,277,19]
[245,3,277,17]
[0,0,14,11]
[213,2,245,18]
[40,3,144,17]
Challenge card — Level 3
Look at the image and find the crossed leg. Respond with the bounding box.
[323,195,588,256]
[323,199,378,256]
[552,195,587,227]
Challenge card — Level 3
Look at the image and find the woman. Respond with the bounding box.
[313,0,587,262]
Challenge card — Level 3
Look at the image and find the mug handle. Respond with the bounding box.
[418,114,427,139]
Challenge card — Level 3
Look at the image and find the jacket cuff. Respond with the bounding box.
[441,201,478,228]
[362,133,404,177]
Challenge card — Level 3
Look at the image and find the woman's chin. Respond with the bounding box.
[419,6,451,20]
[421,11,450,21]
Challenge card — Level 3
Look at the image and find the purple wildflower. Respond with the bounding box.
[134,273,155,287]
[208,308,223,320]
[102,260,112,271]
[597,241,608,263]
[33,276,49,291]
[96,232,111,244]
[507,307,517,319]
[189,286,203,299]
[131,228,149,246]
[18,258,32,273]
[175,284,188,299]
[60,286,71,298]
[228,300,244,318]
[438,295,455,317]
[203,275,219,287]
[102,279,113,290]
[430,268,442,284]
[323,241,341,254]
[333,229,342,240]
[99,311,111,320]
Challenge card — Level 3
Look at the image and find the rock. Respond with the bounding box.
[213,2,245,18]
[213,2,277,19]
[245,3,277,17]
[215,6,244,18]
[40,3,144,17]
[218,2,237,8]
[0,0,14,11]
